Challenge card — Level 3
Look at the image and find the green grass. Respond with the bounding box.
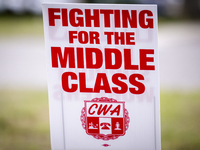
[161,90,200,150]
[0,89,200,150]
[0,14,44,36]
[0,89,50,150]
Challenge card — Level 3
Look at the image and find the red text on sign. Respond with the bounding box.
[48,8,154,29]
[51,47,155,70]
[61,72,145,94]
[88,103,121,116]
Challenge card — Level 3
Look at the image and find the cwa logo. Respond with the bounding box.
[80,97,130,140]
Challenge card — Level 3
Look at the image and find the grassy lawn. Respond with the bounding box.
[161,90,200,150]
[0,14,44,36]
[0,89,200,150]
[0,89,51,150]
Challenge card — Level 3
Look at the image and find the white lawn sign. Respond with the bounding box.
[42,3,161,150]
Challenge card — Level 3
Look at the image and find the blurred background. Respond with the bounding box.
[0,0,200,150]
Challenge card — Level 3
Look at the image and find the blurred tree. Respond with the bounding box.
[86,0,140,4]
[184,0,200,19]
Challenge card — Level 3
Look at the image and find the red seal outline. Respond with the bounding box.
[80,97,130,140]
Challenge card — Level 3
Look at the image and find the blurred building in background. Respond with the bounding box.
[0,0,200,19]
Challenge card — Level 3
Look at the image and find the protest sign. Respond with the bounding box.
[42,3,160,150]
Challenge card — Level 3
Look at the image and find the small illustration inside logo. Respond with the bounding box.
[80,97,130,141]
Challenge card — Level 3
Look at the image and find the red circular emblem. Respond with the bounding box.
[80,97,130,140]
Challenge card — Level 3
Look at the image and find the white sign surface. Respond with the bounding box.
[42,3,160,150]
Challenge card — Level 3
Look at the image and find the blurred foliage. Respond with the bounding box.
[183,0,200,19]
[0,89,200,149]
[86,0,139,4]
